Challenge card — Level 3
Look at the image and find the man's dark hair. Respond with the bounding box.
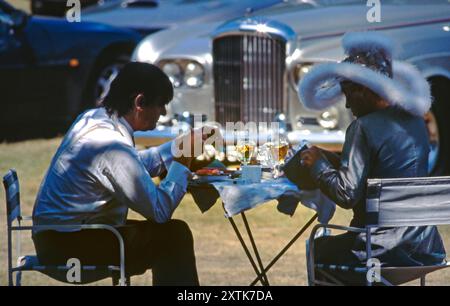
[100,62,173,116]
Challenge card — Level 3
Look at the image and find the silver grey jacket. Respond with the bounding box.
[311,106,446,266]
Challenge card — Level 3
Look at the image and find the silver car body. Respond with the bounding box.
[83,0,282,35]
[132,1,450,151]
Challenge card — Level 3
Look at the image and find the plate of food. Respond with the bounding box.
[192,167,234,183]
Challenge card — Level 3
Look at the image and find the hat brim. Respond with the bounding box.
[298,61,431,117]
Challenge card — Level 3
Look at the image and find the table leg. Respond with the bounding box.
[227,216,267,286]
[249,213,318,286]
[241,212,270,286]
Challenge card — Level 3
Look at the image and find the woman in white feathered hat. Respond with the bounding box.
[299,31,445,285]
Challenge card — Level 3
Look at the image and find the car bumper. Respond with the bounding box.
[134,125,345,152]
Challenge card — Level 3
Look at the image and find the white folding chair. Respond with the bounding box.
[3,169,128,286]
[307,176,450,286]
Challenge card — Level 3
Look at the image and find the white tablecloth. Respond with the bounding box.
[189,177,335,224]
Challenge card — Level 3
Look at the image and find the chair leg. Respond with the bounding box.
[112,275,131,286]
[420,276,426,286]
[112,275,119,286]
[15,271,22,286]
[305,239,314,286]
[8,269,13,286]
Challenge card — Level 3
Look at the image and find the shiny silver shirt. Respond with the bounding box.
[33,108,191,228]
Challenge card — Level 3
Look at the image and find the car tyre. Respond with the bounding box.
[82,52,130,112]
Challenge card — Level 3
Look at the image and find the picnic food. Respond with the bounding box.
[195,168,221,176]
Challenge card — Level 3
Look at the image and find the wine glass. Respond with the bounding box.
[257,143,275,168]
[236,137,256,166]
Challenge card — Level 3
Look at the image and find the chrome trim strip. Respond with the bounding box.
[211,17,297,44]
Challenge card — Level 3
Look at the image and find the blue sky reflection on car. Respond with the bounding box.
[82,0,282,36]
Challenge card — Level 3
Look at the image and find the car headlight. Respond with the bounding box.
[292,63,314,87]
[294,64,313,84]
[157,59,205,88]
[161,62,183,88]
[133,41,159,63]
[318,107,339,130]
[184,62,204,88]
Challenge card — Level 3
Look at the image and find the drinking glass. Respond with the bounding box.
[236,137,256,166]
[264,134,290,178]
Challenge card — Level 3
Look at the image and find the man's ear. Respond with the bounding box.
[134,94,146,111]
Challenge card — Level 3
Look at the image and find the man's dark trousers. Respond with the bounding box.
[33,219,199,285]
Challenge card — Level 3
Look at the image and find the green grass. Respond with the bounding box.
[3,0,450,286]
[1,138,450,285]
[8,0,29,12]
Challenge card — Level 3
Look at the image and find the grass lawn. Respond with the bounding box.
[1,137,450,286]
[8,0,29,12]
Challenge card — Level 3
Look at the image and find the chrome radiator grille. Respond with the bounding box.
[213,34,286,125]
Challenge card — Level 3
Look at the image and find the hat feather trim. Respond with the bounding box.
[298,61,431,117]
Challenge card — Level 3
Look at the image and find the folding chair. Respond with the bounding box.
[307,176,450,286]
[3,169,128,286]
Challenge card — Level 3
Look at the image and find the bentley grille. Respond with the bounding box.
[213,34,287,125]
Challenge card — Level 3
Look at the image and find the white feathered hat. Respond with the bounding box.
[298,32,431,117]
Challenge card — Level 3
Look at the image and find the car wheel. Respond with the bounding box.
[83,53,129,111]
[428,77,450,176]
[94,54,129,103]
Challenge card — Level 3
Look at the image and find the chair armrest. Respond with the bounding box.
[11,224,127,286]
[311,224,365,237]
[13,224,117,231]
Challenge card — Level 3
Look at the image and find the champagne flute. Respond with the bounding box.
[236,137,256,166]
[257,143,275,168]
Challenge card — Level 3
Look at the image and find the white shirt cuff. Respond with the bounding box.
[158,140,175,170]
[165,161,191,191]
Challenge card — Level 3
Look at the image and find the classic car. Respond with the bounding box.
[0,0,141,140]
[31,0,99,16]
[82,0,282,36]
[132,0,450,174]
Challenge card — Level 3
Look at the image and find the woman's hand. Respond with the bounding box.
[318,148,341,169]
[300,146,323,168]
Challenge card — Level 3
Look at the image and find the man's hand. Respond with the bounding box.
[300,146,323,168]
[173,126,221,169]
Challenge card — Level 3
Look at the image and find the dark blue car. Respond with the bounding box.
[0,0,141,139]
